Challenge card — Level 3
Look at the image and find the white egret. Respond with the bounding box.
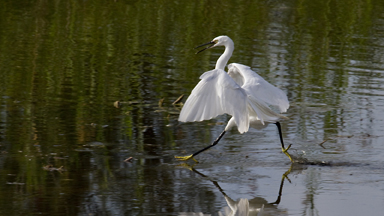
[175,36,292,162]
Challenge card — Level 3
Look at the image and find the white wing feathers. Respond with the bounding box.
[228,63,290,113]
[178,69,249,133]
[179,64,289,134]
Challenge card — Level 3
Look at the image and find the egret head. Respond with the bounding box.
[195,35,233,54]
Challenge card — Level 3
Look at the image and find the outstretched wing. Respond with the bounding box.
[178,69,249,133]
[228,63,289,113]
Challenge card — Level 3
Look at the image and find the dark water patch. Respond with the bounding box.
[292,157,371,167]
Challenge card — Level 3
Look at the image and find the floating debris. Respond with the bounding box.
[114,100,144,108]
[158,98,164,107]
[318,138,332,149]
[43,165,65,172]
[114,101,121,108]
[124,157,133,162]
[128,100,142,104]
[172,94,184,105]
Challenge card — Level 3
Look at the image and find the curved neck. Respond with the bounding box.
[215,41,234,70]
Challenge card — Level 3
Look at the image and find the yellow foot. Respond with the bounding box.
[282,144,294,163]
[176,163,195,171]
[282,164,293,183]
[175,154,198,163]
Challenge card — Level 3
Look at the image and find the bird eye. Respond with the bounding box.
[213,40,218,44]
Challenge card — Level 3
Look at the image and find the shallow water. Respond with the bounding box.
[1,0,384,215]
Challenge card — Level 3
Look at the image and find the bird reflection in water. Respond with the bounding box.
[178,165,293,216]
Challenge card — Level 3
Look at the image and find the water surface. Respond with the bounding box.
[1,0,384,215]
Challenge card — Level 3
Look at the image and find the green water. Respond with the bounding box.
[1,0,384,215]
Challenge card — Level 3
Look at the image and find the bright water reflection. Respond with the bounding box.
[1,0,384,215]
[178,166,293,216]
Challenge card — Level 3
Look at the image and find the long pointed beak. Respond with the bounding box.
[194,41,215,54]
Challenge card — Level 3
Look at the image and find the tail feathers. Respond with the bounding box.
[225,117,249,134]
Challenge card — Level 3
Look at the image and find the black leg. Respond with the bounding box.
[275,122,285,149]
[269,164,292,205]
[274,122,293,162]
[175,130,226,162]
[192,130,226,157]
